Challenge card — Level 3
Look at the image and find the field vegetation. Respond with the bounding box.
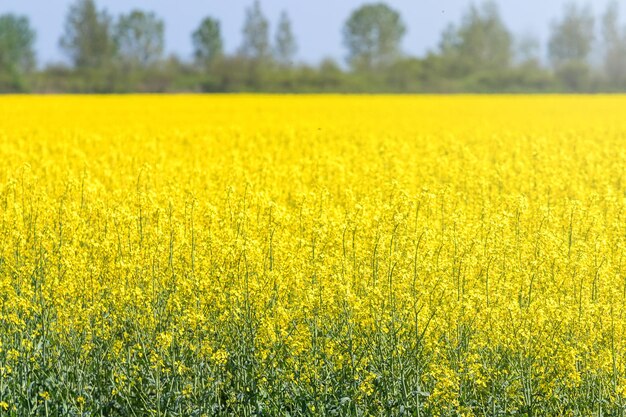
[1,96,626,415]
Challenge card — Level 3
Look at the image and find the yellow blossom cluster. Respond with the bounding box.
[1,95,626,415]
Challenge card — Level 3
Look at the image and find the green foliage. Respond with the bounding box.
[548,3,594,69]
[438,1,512,76]
[59,0,116,70]
[343,3,406,71]
[274,11,297,67]
[4,0,626,93]
[239,1,270,62]
[0,14,35,73]
[602,1,626,89]
[547,3,595,92]
[114,10,164,68]
[0,14,36,92]
[192,17,223,67]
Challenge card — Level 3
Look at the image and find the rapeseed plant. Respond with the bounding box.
[0,95,626,415]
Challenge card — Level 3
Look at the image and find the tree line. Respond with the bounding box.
[1,0,626,93]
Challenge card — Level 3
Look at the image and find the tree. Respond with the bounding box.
[548,2,594,65]
[115,10,164,68]
[0,14,36,73]
[602,1,626,88]
[59,0,115,69]
[192,17,223,66]
[438,1,513,75]
[548,3,594,66]
[343,3,406,71]
[239,0,270,62]
[274,11,297,67]
[0,14,36,91]
[548,2,595,90]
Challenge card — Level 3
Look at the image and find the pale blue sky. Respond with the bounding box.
[0,0,618,66]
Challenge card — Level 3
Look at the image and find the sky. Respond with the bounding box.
[0,0,619,67]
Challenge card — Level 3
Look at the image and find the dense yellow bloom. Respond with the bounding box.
[1,95,626,415]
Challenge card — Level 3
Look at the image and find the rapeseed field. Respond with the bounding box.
[1,95,626,415]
